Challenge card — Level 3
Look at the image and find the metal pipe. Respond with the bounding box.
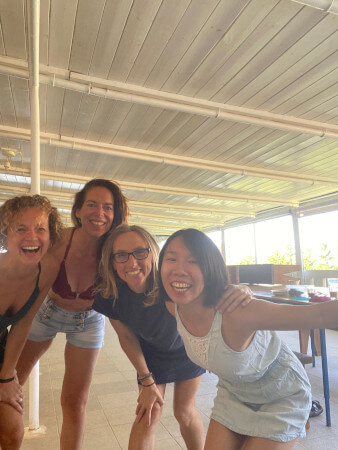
[0,57,337,138]
[291,0,338,14]
[0,124,337,186]
[0,165,299,206]
[26,0,40,431]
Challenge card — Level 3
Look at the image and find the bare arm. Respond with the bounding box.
[242,298,338,332]
[0,256,59,411]
[221,298,338,351]
[109,319,164,426]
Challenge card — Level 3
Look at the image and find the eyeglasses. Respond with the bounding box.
[112,248,151,263]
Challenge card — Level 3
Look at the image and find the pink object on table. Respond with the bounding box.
[309,295,331,302]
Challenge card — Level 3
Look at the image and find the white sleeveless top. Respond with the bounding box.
[175,306,312,442]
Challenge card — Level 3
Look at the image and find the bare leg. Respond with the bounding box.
[60,343,100,450]
[205,419,298,450]
[128,384,166,450]
[0,403,24,450]
[205,419,245,450]
[173,377,204,450]
[16,339,54,385]
[244,437,297,449]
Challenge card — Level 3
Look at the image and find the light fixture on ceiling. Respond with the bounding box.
[1,148,23,170]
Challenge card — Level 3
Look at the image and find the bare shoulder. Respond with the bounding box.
[48,227,73,261]
[221,298,262,328]
[39,253,61,288]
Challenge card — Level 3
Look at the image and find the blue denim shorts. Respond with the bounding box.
[28,296,105,349]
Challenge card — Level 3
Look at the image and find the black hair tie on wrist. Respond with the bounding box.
[0,376,15,383]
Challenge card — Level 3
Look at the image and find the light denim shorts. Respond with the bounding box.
[28,296,105,349]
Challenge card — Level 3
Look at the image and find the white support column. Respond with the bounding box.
[27,0,41,431]
[253,222,258,264]
[221,228,226,262]
[291,209,304,272]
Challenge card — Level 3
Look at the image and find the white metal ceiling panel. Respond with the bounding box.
[0,0,336,234]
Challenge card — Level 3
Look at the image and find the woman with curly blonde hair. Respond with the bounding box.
[0,194,63,449]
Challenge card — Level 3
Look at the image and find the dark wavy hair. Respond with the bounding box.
[71,179,129,230]
[158,229,228,307]
[0,195,64,251]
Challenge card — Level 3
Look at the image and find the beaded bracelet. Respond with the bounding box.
[137,372,153,383]
[0,376,15,383]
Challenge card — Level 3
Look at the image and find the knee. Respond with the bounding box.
[138,401,163,430]
[61,391,89,417]
[0,422,24,449]
[150,401,163,424]
[174,405,198,428]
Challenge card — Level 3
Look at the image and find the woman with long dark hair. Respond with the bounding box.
[16,179,129,450]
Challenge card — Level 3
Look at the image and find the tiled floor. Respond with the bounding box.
[21,322,338,449]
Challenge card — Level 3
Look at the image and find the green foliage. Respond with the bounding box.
[239,256,255,265]
[236,243,338,269]
[268,244,338,270]
[302,250,316,270]
[305,243,338,270]
[267,246,294,265]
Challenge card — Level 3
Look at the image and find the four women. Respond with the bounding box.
[1,185,336,449]
[0,195,63,449]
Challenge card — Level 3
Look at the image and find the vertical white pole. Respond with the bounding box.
[291,210,304,270]
[27,0,41,431]
[221,228,226,262]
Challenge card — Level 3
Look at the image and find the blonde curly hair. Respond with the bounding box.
[0,195,64,251]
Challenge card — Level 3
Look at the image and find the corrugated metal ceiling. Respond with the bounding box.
[0,0,337,234]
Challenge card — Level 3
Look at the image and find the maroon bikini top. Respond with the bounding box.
[52,229,96,300]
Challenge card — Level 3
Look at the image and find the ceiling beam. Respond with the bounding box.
[130,211,225,225]
[1,125,337,186]
[0,55,337,138]
[0,168,299,206]
[128,200,255,217]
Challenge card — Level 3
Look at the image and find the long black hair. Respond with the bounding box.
[158,229,228,307]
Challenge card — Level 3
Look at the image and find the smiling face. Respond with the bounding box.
[76,186,114,238]
[6,207,50,266]
[160,236,205,307]
[112,231,153,294]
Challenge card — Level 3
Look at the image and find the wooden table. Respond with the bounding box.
[252,290,331,426]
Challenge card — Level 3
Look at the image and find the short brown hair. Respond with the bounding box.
[0,195,64,251]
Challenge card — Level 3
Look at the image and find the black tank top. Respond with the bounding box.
[0,262,41,333]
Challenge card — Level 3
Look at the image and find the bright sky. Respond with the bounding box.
[208,210,338,266]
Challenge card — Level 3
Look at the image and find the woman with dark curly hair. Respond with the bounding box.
[0,194,63,449]
[16,179,129,450]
